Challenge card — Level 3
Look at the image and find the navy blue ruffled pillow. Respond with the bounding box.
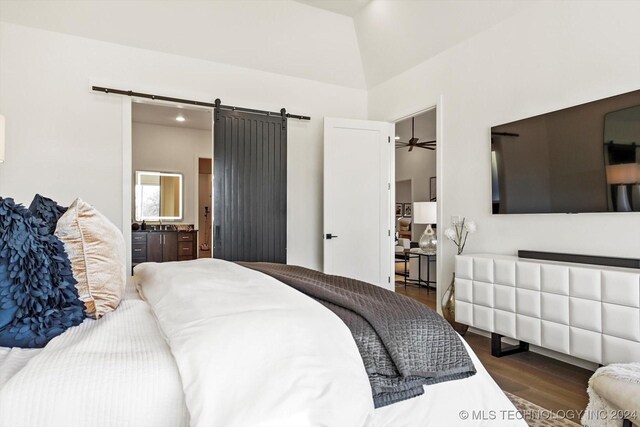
[29,194,68,235]
[0,197,85,348]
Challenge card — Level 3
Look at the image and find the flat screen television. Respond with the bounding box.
[491,89,640,214]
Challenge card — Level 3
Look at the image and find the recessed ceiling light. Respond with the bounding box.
[395,136,400,140]
[176,115,185,122]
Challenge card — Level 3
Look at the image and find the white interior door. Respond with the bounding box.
[324,117,394,289]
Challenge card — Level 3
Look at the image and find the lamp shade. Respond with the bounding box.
[606,163,638,184]
[413,202,437,225]
[0,114,4,163]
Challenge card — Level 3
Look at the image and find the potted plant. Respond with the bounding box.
[442,216,476,335]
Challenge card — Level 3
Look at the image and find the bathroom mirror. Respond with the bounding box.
[135,171,183,221]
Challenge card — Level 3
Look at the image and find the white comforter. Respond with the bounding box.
[135,258,374,427]
[0,284,189,427]
[0,259,524,427]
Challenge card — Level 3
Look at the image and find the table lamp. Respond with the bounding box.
[413,202,437,254]
[606,163,637,212]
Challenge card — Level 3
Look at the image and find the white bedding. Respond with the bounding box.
[136,259,525,427]
[0,347,41,389]
[0,282,189,427]
[135,259,374,427]
[0,259,524,427]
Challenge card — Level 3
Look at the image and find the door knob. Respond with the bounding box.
[325,233,339,240]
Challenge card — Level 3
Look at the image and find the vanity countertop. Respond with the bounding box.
[133,228,198,232]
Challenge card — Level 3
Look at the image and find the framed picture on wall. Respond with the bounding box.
[395,203,403,217]
[403,203,412,217]
[430,176,437,202]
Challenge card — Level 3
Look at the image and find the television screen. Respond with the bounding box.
[491,89,640,214]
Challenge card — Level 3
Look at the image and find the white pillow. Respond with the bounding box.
[55,198,126,319]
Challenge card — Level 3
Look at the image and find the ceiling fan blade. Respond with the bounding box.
[415,145,435,150]
[408,145,414,152]
[409,137,419,145]
[415,141,436,147]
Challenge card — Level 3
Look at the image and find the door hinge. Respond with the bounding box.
[388,276,391,283]
[388,229,391,236]
[388,136,391,143]
[388,182,391,190]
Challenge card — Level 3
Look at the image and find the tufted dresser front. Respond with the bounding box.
[455,254,640,364]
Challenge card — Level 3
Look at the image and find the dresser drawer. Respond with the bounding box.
[178,233,194,242]
[132,233,147,243]
[132,243,147,258]
[178,241,193,257]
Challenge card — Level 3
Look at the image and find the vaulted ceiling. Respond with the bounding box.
[294,0,373,17]
[0,0,535,89]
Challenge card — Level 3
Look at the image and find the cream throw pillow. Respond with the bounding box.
[55,198,126,319]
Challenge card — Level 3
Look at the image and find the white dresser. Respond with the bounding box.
[455,254,640,364]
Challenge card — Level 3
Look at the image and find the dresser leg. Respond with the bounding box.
[491,333,529,357]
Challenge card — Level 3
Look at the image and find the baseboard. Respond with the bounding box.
[468,327,599,371]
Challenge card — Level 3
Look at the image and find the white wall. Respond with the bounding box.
[132,122,211,225]
[0,0,366,89]
[368,0,640,307]
[0,22,368,270]
[395,180,411,204]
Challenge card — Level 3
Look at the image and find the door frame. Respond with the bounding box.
[388,96,444,313]
[122,97,215,273]
[122,97,132,275]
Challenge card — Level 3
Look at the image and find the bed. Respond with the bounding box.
[0,259,524,427]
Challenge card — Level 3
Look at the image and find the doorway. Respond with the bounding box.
[198,158,212,258]
[131,101,214,262]
[393,108,437,302]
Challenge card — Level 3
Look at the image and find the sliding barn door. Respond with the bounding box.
[213,110,287,262]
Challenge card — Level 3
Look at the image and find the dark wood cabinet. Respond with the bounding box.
[177,232,195,261]
[132,230,197,268]
[165,233,179,262]
[146,232,162,262]
[146,232,178,262]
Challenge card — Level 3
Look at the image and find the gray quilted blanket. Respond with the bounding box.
[238,262,476,408]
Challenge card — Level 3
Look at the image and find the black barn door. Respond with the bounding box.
[213,110,287,262]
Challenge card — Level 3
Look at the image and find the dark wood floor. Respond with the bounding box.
[395,280,438,308]
[395,278,592,420]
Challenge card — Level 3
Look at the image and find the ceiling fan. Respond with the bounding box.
[395,117,436,151]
